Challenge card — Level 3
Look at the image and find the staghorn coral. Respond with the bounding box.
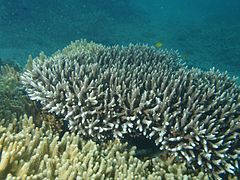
[21,40,240,178]
[21,40,183,140]
[0,115,210,179]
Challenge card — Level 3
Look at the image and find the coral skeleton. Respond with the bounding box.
[21,40,240,178]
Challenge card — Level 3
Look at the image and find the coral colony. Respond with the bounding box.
[19,40,240,178]
[0,115,210,179]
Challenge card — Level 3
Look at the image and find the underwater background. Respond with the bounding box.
[1,0,240,179]
[0,0,240,78]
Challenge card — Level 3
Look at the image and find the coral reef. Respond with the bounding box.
[0,65,27,119]
[21,40,240,178]
[0,115,210,179]
[21,40,183,140]
[0,64,52,127]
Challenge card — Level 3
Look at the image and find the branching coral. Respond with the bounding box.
[0,115,210,179]
[21,40,240,178]
[0,64,48,126]
[21,40,183,140]
[0,65,26,119]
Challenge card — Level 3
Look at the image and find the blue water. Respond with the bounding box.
[0,0,240,78]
